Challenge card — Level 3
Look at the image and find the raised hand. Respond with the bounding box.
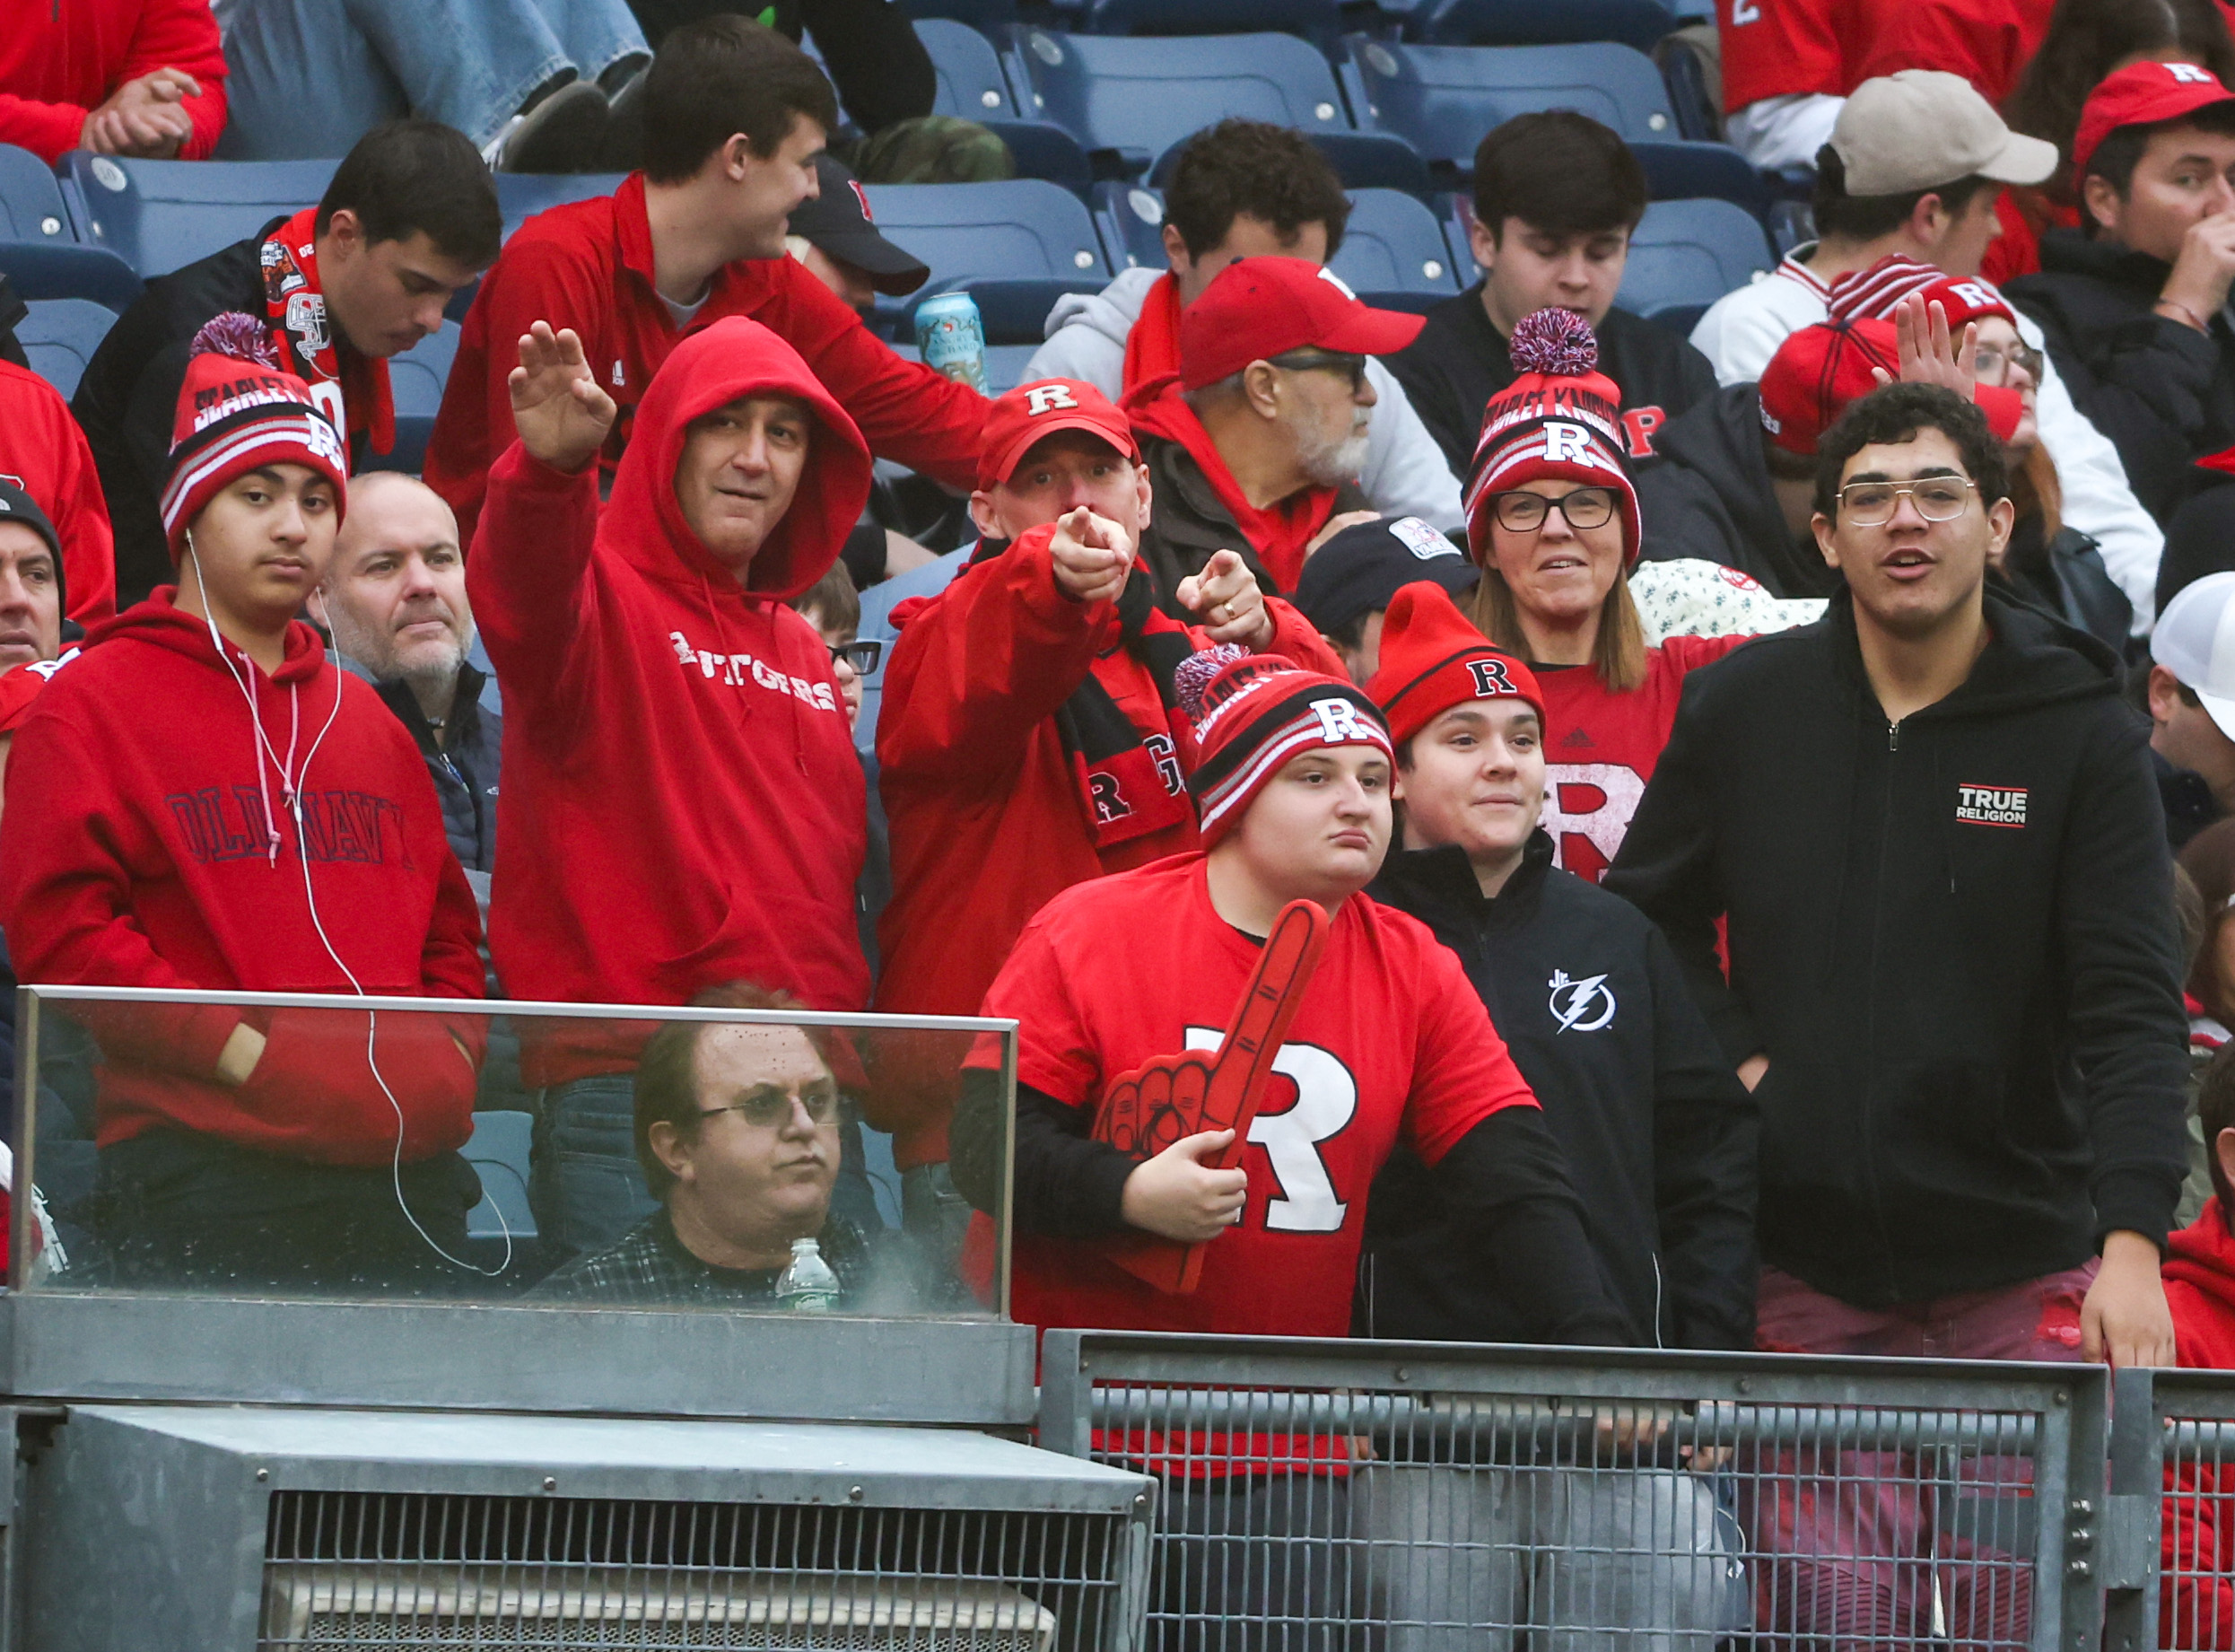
[1875,294,1977,402]
[1047,505,1132,605]
[1175,549,1275,651]
[1102,900,1331,1245]
[507,321,617,476]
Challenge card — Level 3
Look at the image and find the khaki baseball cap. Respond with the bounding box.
[1830,71,2058,196]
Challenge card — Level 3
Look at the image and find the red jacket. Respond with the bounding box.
[0,0,226,162]
[426,172,988,551]
[871,522,1343,1168]
[0,361,115,625]
[468,316,872,1086]
[0,593,484,1164]
[2165,1204,2235,1648]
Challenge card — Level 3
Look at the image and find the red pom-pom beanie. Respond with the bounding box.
[1177,646,1394,847]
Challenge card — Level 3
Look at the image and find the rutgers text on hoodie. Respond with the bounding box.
[0,595,486,1164]
[469,317,872,1086]
[1604,586,2190,1307]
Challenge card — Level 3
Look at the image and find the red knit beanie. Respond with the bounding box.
[1464,309,1641,568]
[159,312,348,563]
[1365,581,1544,749]
[1177,646,1394,846]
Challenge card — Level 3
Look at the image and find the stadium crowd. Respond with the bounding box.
[19,0,2235,1641]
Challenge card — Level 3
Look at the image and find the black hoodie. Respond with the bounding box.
[1604,586,2189,1307]
[2008,231,2235,524]
[1634,381,1840,600]
[1360,831,1759,1350]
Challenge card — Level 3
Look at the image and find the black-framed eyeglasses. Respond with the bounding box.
[1486,487,1619,532]
[829,639,881,674]
[1267,349,1369,393]
[699,1081,842,1129]
[1837,477,1977,526]
[1971,341,2044,384]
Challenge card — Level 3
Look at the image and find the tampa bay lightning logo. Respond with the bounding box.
[1547,969,1616,1034]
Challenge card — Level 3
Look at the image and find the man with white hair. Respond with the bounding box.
[310,469,499,877]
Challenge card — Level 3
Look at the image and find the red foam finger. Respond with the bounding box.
[1200,900,1330,1133]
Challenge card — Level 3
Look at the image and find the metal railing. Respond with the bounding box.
[2107,1368,2235,1652]
[1040,1331,2112,1652]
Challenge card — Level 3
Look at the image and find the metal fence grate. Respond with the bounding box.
[258,1492,1131,1651]
[1039,1332,2105,1652]
[2108,1368,2235,1652]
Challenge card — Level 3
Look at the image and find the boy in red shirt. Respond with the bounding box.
[0,316,486,1292]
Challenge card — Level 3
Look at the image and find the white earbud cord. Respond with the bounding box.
[187,538,509,1278]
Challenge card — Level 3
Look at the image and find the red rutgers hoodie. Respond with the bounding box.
[0,596,485,1163]
[469,317,872,1085]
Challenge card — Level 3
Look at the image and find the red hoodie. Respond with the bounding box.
[0,594,485,1164]
[2161,1203,2235,1648]
[870,522,1345,1169]
[0,361,115,625]
[426,173,988,552]
[468,316,872,1086]
[0,0,227,163]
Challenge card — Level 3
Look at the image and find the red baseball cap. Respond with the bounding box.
[2074,60,2235,184]
[976,378,1140,492]
[1759,317,2021,454]
[1177,258,1425,391]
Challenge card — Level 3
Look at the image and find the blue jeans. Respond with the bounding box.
[214,0,647,155]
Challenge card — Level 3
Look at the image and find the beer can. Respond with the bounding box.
[914,292,988,393]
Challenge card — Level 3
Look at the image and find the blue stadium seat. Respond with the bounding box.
[1080,0,1348,36]
[1436,189,1478,275]
[493,171,625,244]
[1141,129,1432,197]
[0,240,144,310]
[864,179,1111,338]
[462,1110,537,1255]
[1331,188,1462,314]
[1404,0,1678,51]
[16,298,116,399]
[920,18,1017,117]
[63,153,337,277]
[363,320,459,476]
[0,144,72,243]
[1340,38,1676,175]
[1002,28,1355,177]
[1093,181,1168,270]
[1615,197,1773,332]
[900,0,1023,22]
[1630,139,1769,214]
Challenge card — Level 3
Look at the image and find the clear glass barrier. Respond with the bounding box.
[10,988,1013,1319]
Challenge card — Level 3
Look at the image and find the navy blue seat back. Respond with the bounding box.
[493,172,626,245]
[1615,197,1773,328]
[65,153,338,277]
[1331,188,1462,309]
[0,240,144,310]
[1093,182,1169,271]
[364,320,460,476]
[1406,0,1677,50]
[919,18,1017,117]
[1342,38,1675,172]
[1081,0,1348,36]
[17,298,117,399]
[866,179,1112,340]
[0,145,72,243]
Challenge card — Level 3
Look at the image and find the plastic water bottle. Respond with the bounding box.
[774,1237,840,1312]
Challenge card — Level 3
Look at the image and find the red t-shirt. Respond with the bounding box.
[979,853,1538,1341]
[1718,0,1846,112]
[1537,636,1750,884]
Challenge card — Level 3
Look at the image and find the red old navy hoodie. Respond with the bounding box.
[0,594,485,1163]
[469,317,872,1085]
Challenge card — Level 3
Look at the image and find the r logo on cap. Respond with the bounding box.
[1467,659,1518,697]
[1025,384,1081,415]
[1310,696,1376,743]
[1544,422,1592,465]
[1315,267,1358,302]
[2170,62,2217,83]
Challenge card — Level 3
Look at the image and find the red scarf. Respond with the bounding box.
[1124,375,1340,594]
[258,206,395,456]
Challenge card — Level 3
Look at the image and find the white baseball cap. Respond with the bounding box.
[1831,71,2058,195]
[2153,572,2235,741]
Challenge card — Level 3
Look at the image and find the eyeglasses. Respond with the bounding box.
[829,640,881,674]
[1486,487,1619,532]
[1266,350,1369,393]
[699,1081,842,1129]
[1837,477,1977,526]
[1971,341,2044,384]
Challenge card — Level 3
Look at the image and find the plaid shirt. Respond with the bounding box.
[536,1208,869,1307]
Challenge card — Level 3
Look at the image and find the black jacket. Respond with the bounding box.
[623,0,934,135]
[1134,432,1368,607]
[2008,231,2235,525]
[2157,747,2222,855]
[1997,520,2131,657]
[1386,285,1719,478]
[1603,587,2190,1307]
[1360,833,1759,1350]
[1634,381,1839,599]
[342,657,502,875]
[73,223,372,611]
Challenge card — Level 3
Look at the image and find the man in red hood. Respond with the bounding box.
[470,313,870,1260]
[1127,258,1425,602]
[0,315,486,1294]
[871,379,1342,1244]
[426,15,988,553]
[2162,1046,2235,1646]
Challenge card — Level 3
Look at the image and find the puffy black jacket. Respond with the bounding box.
[1133,432,1367,607]
[1634,381,1840,599]
[1605,587,2189,1307]
[1361,831,1759,1350]
[341,656,502,875]
[2008,232,2235,524]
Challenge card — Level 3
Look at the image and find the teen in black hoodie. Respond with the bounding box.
[1607,383,2188,1362]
